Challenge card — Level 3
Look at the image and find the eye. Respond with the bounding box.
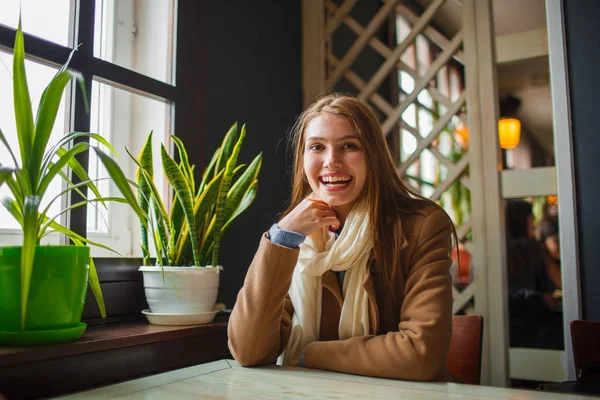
[308,143,324,151]
[342,142,360,150]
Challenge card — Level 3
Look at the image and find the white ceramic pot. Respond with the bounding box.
[138,266,222,314]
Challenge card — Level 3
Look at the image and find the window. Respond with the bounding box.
[88,81,172,256]
[94,0,175,84]
[0,0,74,46]
[0,54,67,245]
[0,0,177,258]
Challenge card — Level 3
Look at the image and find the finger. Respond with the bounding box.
[315,209,338,219]
[310,201,337,214]
[307,198,330,208]
[318,215,340,229]
[331,218,341,230]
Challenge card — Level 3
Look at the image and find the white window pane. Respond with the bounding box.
[420,148,436,187]
[94,0,176,84]
[417,89,433,109]
[398,70,414,94]
[88,81,172,257]
[402,103,416,129]
[401,129,417,162]
[418,108,434,137]
[0,51,67,231]
[421,183,434,198]
[437,130,452,159]
[0,0,73,46]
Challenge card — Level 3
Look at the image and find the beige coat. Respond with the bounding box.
[228,205,455,381]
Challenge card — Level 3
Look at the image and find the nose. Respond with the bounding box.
[323,148,342,169]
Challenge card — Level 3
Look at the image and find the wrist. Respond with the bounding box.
[268,224,306,248]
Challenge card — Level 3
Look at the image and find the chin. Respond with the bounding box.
[320,193,359,208]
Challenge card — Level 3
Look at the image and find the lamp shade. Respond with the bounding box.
[454,122,469,148]
[498,118,521,149]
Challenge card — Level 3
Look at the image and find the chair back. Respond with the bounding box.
[446,315,483,385]
[571,320,600,383]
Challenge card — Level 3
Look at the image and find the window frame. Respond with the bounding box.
[0,0,177,250]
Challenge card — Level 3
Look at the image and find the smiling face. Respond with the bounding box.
[303,113,367,221]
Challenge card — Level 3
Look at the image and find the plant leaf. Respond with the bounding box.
[126,147,168,221]
[222,180,259,233]
[56,147,104,202]
[39,176,108,220]
[212,124,246,266]
[194,155,261,264]
[170,134,203,246]
[88,257,106,318]
[37,142,88,195]
[43,217,121,255]
[20,195,40,329]
[13,19,34,170]
[93,146,148,224]
[161,144,199,266]
[224,153,262,224]
[171,134,194,192]
[169,193,184,254]
[200,182,259,265]
[42,132,115,178]
[0,166,14,188]
[64,233,107,319]
[126,147,171,263]
[30,69,81,187]
[198,215,216,265]
[0,128,19,167]
[1,197,23,227]
[5,174,23,211]
[127,146,173,265]
[214,122,239,178]
[152,195,171,263]
[136,132,154,265]
[14,167,32,198]
[39,196,126,237]
[200,147,220,192]
[177,169,223,265]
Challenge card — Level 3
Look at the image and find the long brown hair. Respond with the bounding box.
[283,93,455,299]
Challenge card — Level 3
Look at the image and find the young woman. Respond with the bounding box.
[228,94,456,381]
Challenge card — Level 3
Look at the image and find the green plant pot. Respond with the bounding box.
[0,246,90,345]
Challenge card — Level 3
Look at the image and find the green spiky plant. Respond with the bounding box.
[129,123,262,267]
[0,20,148,329]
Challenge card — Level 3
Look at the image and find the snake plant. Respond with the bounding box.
[129,124,262,267]
[0,19,147,328]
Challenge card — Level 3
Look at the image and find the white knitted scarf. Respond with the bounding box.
[278,199,373,366]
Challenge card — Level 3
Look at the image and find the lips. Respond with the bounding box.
[319,174,352,189]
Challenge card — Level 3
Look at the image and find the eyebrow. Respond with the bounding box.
[305,135,359,142]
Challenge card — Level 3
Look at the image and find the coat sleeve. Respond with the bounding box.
[228,233,297,367]
[302,208,454,381]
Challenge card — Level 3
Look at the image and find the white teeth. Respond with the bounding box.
[321,176,351,183]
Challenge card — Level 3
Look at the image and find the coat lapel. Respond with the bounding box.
[321,270,343,306]
[363,264,380,334]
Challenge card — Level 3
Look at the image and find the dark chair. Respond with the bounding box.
[446,315,483,385]
[540,320,600,395]
[571,320,600,383]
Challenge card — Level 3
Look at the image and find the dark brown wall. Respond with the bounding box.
[175,1,302,309]
[564,0,600,321]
